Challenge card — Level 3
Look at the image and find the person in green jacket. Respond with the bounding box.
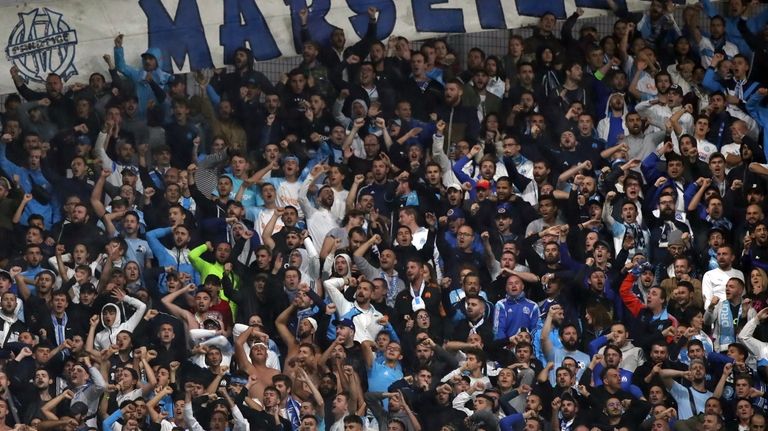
[189,241,238,318]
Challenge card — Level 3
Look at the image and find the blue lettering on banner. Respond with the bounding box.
[575,0,684,8]
[574,0,619,9]
[476,0,506,29]
[287,0,334,54]
[346,0,396,40]
[515,0,566,19]
[139,0,214,71]
[412,0,465,33]
[220,0,281,62]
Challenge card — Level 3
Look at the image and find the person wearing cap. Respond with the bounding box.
[637,81,693,135]
[618,263,678,340]
[275,299,320,366]
[485,203,518,257]
[324,276,396,344]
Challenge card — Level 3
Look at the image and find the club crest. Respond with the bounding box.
[6,8,78,83]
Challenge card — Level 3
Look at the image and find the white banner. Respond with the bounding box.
[0,0,689,95]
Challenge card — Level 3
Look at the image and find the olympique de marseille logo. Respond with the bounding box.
[5,8,78,83]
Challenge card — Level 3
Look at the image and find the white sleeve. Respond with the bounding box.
[702,273,713,309]
[120,295,148,333]
[183,403,206,431]
[324,278,353,316]
[231,406,249,431]
[189,329,218,342]
[232,323,248,339]
[199,335,231,350]
[298,175,317,220]
[738,316,768,360]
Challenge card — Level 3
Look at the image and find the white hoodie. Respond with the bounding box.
[94,295,147,350]
[597,93,629,145]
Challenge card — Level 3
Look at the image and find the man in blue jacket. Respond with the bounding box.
[493,273,540,340]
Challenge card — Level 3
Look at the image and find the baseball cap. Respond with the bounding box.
[334,318,356,332]
[70,402,89,416]
[304,317,318,332]
[110,197,128,208]
[447,207,465,221]
[75,134,92,146]
[79,282,97,294]
[282,155,299,164]
[244,73,260,88]
[121,167,138,176]
[595,240,612,250]
[446,183,463,192]
[169,75,186,87]
[668,230,684,247]
[748,182,766,195]
[36,269,56,279]
[668,84,684,95]
[203,318,222,329]
[496,203,512,217]
[639,262,654,273]
[475,179,491,190]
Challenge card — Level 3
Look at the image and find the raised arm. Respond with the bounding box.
[541,304,562,361]
[260,208,283,251]
[234,327,257,375]
[12,194,33,225]
[275,302,299,352]
[160,284,196,324]
[346,174,365,211]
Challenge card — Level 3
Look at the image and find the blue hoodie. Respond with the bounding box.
[114,46,171,118]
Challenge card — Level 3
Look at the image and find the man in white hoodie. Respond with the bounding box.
[0,291,22,347]
[597,93,629,148]
[93,288,147,351]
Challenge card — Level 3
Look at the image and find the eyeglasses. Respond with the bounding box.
[457,232,473,237]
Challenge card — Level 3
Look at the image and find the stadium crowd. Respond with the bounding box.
[2,0,768,430]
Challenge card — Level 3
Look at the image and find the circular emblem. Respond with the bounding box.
[6,8,78,83]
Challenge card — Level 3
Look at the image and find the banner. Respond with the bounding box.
[0,0,690,95]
